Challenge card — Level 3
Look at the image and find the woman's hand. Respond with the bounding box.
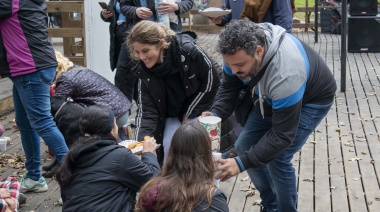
[136,7,153,19]
[101,10,113,19]
[156,2,179,15]
[208,16,223,25]
[142,137,158,153]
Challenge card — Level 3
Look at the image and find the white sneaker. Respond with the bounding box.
[20,175,48,193]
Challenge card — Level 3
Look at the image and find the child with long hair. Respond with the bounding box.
[135,122,229,212]
[56,105,160,211]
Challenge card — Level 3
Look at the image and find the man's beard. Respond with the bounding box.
[239,60,262,81]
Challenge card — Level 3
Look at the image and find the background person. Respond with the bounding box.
[0,0,69,193]
[203,19,336,211]
[120,0,193,32]
[240,0,295,33]
[135,122,229,212]
[56,105,160,211]
[126,21,220,163]
[101,0,132,99]
[208,0,245,27]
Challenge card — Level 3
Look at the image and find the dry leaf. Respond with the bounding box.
[349,157,362,161]
[330,186,337,190]
[252,200,261,206]
[241,176,249,182]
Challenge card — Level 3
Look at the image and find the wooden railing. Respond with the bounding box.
[46,0,86,66]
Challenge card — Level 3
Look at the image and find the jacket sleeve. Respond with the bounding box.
[120,0,139,19]
[118,149,160,192]
[175,0,193,15]
[185,45,220,118]
[53,75,75,98]
[134,79,159,141]
[210,64,244,121]
[271,0,293,32]
[0,1,13,20]
[217,0,232,27]
[209,189,229,212]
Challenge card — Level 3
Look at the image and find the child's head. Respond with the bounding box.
[164,122,214,180]
[79,105,118,138]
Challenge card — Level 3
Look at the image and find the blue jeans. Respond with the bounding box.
[235,104,332,212]
[10,67,69,181]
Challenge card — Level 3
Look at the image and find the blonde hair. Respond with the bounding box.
[126,21,176,62]
[54,51,74,84]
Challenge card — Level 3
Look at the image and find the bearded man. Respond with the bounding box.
[202,19,336,212]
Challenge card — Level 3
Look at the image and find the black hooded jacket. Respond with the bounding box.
[61,137,160,211]
[133,31,220,150]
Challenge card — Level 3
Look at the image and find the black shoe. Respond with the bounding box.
[19,193,27,205]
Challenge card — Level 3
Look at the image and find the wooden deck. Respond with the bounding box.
[1,31,380,211]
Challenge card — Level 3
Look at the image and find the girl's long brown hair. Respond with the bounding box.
[135,122,217,212]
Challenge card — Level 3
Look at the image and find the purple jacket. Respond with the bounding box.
[0,0,57,78]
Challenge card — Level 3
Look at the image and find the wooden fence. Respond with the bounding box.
[46,0,86,66]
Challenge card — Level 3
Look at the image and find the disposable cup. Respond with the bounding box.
[0,138,7,152]
[198,116,222,152]
[212,152,222,187]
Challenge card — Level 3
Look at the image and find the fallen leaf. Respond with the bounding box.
[349,157,362,161]
[241,176,249,182]
[252,200,261,206]
[330,186,337,190]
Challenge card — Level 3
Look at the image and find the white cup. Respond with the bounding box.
[212,152,222,187]
[0,138,7,152]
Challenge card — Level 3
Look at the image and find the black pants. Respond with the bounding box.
[115,42,137,102]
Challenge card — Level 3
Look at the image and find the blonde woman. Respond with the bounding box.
[52,52,131,130]
[127,21,220,164]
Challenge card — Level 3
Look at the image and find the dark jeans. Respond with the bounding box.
[235,104,332,212]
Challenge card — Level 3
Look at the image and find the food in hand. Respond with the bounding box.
[128,141,142,149]
[144,135,151,142]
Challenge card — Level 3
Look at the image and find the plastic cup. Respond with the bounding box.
[212,152,222,187]
[0,138,7,152]
[198,116,222,152]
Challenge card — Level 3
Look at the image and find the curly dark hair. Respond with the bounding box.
[217,18,266,55]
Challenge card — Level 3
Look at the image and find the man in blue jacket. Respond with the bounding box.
[0,0,69,193]
[202,19,336,211]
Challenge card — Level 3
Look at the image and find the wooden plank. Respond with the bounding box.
[297,136,314,211]
[314,118,332,212]
[48,28,83,38]
[326,34,350,212]
[46,2,83,13]
[227,173,258,212]
[340,50,369,211]
[68,57,85,66]
[70,44,84,54]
